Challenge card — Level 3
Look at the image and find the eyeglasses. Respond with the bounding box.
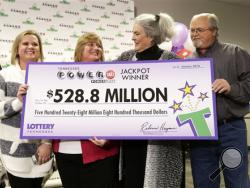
[85,42,102,49]
[190,28,211,34]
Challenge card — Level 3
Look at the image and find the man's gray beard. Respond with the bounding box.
[192,40,203,48]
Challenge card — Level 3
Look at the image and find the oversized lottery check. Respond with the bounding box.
[20,59,218,139]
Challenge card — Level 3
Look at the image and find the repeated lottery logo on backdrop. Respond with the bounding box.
[0,0,134,67]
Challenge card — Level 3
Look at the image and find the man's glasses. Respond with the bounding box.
[190,28,211,34]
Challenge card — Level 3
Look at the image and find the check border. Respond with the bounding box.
[20,58,218,140]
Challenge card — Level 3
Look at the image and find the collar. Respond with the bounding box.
[14,61,26,73]
[135,45,163,60]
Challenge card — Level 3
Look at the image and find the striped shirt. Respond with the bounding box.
[0,64,52,178]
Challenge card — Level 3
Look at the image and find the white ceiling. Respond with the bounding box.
[211,0,250,7]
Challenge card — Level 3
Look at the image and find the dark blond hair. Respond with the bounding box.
[74,32,104,62]
[11,30,44,65]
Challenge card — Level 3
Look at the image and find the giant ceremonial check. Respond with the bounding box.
[20,59,218,139]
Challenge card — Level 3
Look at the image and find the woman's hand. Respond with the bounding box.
[17,84,28,102]
[36,143,52,165]
[89,137,109,147]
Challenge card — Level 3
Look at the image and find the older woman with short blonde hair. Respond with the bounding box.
[53,32,119,188]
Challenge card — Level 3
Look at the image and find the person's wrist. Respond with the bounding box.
[40,142,52,148]
[42,142,51,144]
[40,140,52,145]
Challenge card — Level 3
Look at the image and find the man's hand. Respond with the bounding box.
[212,79,231,94]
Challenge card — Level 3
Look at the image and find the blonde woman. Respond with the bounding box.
[0,30,53,188]
[53,32,119,188]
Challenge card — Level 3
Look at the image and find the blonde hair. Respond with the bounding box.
[74,32,104,62]
[11,30,44,65]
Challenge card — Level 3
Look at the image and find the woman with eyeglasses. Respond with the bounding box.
[53,32,119,188]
